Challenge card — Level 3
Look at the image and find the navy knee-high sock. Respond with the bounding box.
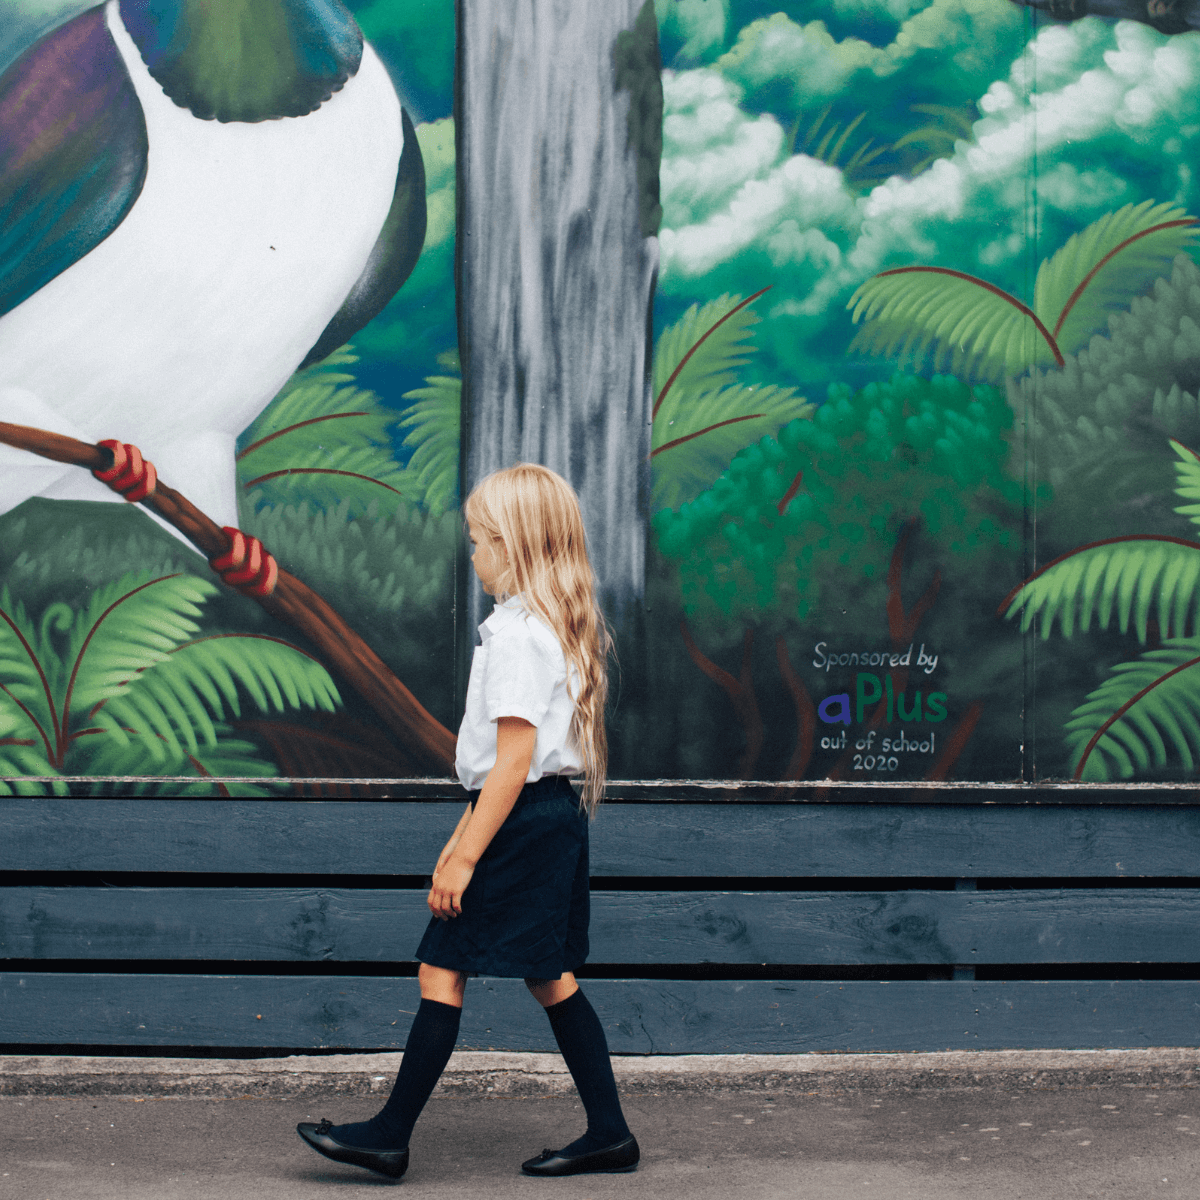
[545,987,631,1154]
[330,998,461,1150]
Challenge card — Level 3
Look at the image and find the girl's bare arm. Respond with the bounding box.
[435,802,474,874]
[428,716,537,919]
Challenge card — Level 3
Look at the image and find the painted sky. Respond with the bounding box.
[654,1,1200,396]
[6,1,1200,412]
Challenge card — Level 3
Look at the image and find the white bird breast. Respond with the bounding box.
[0,0,403,532]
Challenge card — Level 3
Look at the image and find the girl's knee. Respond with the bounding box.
[524,972,579,1007]
[419,962,468,1006]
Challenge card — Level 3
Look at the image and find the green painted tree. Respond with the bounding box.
[651,371,1026,782]
[654,372,1023,627]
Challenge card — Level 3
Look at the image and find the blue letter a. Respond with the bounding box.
[817,693,851,725]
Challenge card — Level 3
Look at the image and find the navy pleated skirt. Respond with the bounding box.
[414,774,590,979]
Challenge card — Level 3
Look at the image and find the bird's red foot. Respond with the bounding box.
[92,440,157,502]
[210,527,279,598]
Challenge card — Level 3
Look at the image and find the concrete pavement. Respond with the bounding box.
[4,1050,1200,1199]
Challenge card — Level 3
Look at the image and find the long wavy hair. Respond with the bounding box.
[464,463,612,818]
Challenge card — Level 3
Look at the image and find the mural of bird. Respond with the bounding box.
[0,0,426,551]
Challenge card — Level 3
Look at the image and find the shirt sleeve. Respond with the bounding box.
[483,622,563,728]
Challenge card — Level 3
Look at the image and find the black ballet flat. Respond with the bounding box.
[297,1119,409,1180]
[521,1133,639,1176]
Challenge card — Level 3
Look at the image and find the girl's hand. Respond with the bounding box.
[435,836,461,876]
[428,856,475,920]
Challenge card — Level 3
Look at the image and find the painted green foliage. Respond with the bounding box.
[237,347,410,512]
[653,372,1021,628]
[0,569,338,795]
[1004,440,1200,782]
[395,349,461,517]
[652,290,811,511]
[848,202,1200,383]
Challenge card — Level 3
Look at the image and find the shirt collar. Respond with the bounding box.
[479,594,527,642]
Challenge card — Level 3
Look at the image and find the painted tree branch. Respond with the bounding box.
[774,635,815,795]
[679,620,764,778]
[924,701,983,782]
[816,521,952,795]
[0,421,456,774]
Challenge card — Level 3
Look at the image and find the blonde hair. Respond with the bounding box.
[465,463,613,819]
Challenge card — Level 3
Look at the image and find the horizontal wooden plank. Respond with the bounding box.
[1,972,1197,1053]
[33,778,1200,804]
[4,801,1200,877]
[4,887,1199,966]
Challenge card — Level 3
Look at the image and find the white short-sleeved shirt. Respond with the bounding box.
[455,594,583,791]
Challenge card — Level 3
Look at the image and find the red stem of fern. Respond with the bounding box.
[651,414,766,457]
[653,286,772,420]
[1053,219,1198,339]
[996,534,1200,618]
[873,266,1065,368]
[1073,653,1200,782]
[237,412,370,461]
[241,468,405,495]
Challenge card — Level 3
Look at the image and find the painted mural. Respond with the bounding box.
[4,0,1200,794]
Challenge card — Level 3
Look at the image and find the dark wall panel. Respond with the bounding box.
[4,886,1200,966]
[2,973,1198,1054]
[6,801,1200,877]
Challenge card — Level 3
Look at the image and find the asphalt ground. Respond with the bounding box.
[4,1050,1200,1199]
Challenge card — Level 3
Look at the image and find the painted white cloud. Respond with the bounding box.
[662,152,860,280]
[717,0,1024,110]
[661,69,788,227]
[718,13,889,104]
[659,17,1200,383]
[829,0,929,24]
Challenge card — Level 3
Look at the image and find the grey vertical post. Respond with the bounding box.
[455,0,661,639]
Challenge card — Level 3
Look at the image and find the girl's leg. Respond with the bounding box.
[526,973,632,1153]
[325,964,467,1150]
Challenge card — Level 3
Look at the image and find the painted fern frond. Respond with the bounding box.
[652,382,812,510]
[1170,437,1200,528]
[92,634,339,763]
[653,290,770,419]
[1000,536,1200,643]
[1064,637,1200,780]
[241,451,410,510]
[851,202,1198,383]
[61,572,217,719]
[80,724,282,796]
[239,346,365,441]
[0,741,66,795]
[239,345,408,512]
[0,587,59,759]
[398,350,461,516]
[847,268,1061,382]
[1035,201,1198,356]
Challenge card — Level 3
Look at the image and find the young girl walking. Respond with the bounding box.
[297,463,638,1181]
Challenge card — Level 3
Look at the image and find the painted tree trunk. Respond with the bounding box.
[456,0,661,633]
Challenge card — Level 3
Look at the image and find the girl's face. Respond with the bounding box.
[468,518,507,595]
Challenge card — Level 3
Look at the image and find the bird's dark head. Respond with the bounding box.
[118,0,364,123]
